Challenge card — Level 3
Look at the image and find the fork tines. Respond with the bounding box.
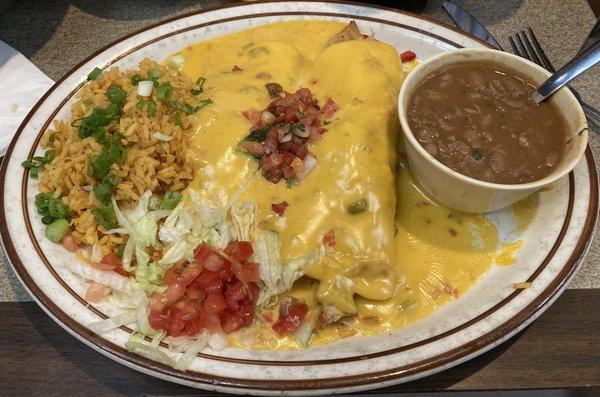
[509,28,556,72]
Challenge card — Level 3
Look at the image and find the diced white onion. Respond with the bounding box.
[294,323,314,347]
[137,80,154,97]
[167,54,185,70]
[208,333,228,351]
[260,111,275,124]
[153,132,173,141]
[297,154,317,180]
[91,243,103,262]
[292,125,310,138]
[279,132,292,143]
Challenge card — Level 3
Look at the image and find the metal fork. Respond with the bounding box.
[509,27,600,129]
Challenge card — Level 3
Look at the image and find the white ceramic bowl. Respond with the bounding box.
[398,48,589,213]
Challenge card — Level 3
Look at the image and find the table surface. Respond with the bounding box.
[0,0,599,395]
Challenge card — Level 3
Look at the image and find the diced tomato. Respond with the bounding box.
[193,242,214,263]
[149,263,203,311]
[271,201,289,216]
[224,281,248,310]
[262,312,274,323]
[91,261,115,271]
[85,282,109,303]
[221,312,245,334]
[242,109,261,124]
[321,98,339,118]
[203,253,225,272]
[239,262,260,283]
[99,253,129,277]
[163,265,183,286]
[149,241,261,338]
[186,286,207,301]
[224,241,254,262]
[205,281,223,294]
[173,298,202,321]
[61,234,79,251]
[238,299,255,327]
[149,310,186,337]
[272,298,309,336]
[322,229,336,247]
[247,282,260,302]
[400,50,416,63]
[197,311,223,334]
[204,292,228,313]
[241,140,265,157]
[190,269,222,289]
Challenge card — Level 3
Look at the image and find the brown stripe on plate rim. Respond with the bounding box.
[0,1,597,390]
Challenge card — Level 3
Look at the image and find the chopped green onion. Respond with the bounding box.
[174,112,183,127]
[348,199,368,214]
[147,69,162,83]
[41,215,55,225]
[156,82,173,102]
[196,98,213,110]
[244,127,268,142]
[87,67,102,81]
[162,191,182,210]
[116,243,126,258]
[88,134,127,179]
[190,88,202,96]
[22,149,56,178]
[35,192,71,223]
[45,218,70,243]
[147,100,157,117]
[92,182,113,205]
[195,77,206,87]
[92,204,118,230]
[106,84,127,105]
[136,100,147,110]
[131,74,142,86]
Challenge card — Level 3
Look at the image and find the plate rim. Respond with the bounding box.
[1,0,598,393]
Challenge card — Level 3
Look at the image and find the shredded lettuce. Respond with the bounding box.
[125,333,178,368]
[67,260,144,302]
[173,331,209,371]
[157,190,229,265]
[87,311,136,334]
[230,200,256,241]
[253,230,325,306]
[91,244,103,263]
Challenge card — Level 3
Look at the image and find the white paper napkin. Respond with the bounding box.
[0,40,54,155]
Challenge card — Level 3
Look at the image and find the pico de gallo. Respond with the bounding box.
[148,241,261,337]
[240,84,339,185]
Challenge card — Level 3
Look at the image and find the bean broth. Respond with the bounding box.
[407,62,569,184]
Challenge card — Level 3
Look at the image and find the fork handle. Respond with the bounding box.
[532,39,600,103]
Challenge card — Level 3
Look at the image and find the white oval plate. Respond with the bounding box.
[1,2,597,395]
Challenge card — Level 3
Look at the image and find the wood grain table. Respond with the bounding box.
[1,1,599,396]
